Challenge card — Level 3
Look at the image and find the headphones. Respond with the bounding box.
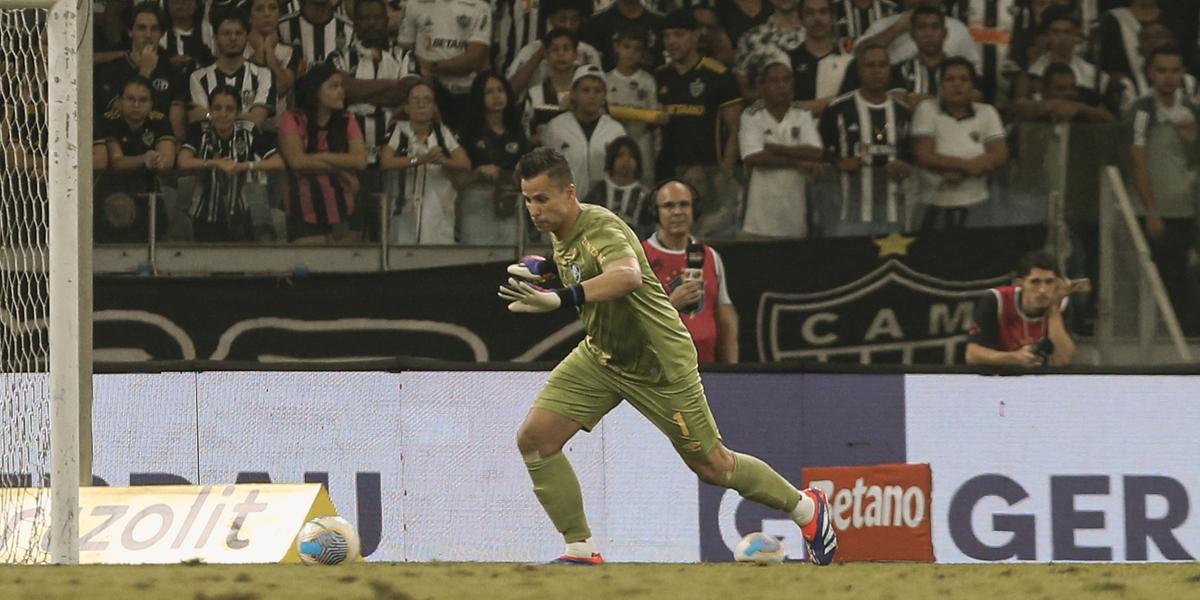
[652,177,702,220]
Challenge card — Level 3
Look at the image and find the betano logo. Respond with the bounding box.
[810,476,927,530]
[803,463,935,562]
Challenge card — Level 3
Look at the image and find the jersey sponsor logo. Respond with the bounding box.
[664,103,705,116]
[152,78,169,91]
[756,259,1007,363]
[504,141,520,154]
[430,38,469,49]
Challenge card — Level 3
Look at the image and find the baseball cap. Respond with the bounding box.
[660,8,699,32]
[571,64,606,87]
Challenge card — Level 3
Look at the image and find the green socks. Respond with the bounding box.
[525,451,591,543]
[726,452,803,513]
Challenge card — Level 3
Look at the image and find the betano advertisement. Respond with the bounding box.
[64,372,1200,563]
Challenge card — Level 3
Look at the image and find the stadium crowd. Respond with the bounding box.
[1,0,1196,328]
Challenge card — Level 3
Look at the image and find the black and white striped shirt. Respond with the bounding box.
[332,42,418,155]
[819,91,913,224]
[181,119,278,224]
[278,11,355,65]
[494,0,544,73]
[895,57,941,97]
[836,0,900,41]
[189,61,277,115]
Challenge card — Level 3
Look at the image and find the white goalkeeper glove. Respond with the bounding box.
[498,278,585,313]
[507,255,558,282]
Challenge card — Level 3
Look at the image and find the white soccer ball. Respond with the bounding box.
[296,515,361,565]
[733,532,786,564]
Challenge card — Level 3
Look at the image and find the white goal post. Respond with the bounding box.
[0,0,91,565]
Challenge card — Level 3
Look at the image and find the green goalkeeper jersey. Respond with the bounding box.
[552,204,699,384]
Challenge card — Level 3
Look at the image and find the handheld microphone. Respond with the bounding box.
[683,241,705,313]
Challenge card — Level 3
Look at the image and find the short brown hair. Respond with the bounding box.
[516,147,575,189]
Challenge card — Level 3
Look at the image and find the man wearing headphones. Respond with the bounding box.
[641,179,739,364]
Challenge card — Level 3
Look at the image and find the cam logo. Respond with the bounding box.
[755,259,1008,364]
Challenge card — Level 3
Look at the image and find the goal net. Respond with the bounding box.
[0,2,89,565]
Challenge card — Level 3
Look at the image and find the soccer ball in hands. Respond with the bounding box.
[296,515,361,565]
[733,532,786,564]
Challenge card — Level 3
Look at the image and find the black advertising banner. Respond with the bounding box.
[94,226,1044,365]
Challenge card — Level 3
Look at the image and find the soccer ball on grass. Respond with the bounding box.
[733,532,786,564]
[296,515,361,565]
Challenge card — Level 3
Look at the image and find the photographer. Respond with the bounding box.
[965,251,1080,368]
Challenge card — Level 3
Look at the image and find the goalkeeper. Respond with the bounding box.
[499,148,837,565]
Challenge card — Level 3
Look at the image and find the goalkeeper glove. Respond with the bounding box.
[498,278,585,313]
[507,255,558,282]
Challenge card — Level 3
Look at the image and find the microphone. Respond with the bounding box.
[683,241,705,313]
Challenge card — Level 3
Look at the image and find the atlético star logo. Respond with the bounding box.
[570,264,582,282]
[234,136,249,156]
[241,89,254,108]
[141,128,155,146]
[457,14,471,29]
[689,78,705,97]
[970,131,981,142]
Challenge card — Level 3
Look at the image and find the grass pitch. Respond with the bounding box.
[1,562,1197,600]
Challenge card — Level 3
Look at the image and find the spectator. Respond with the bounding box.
[739,54,824,238]
[493,0,553,75]
[835,0,901,41]
[715,0,773,47]
[177,85,285,241]
[506,0,602,96]
[398,0,491,130]
[1010,63,1116,124]
[891,4,947,107]
[542,64,628,199]
[277,0,355,66]
[95,3,188,139]
[1121,22,1197,107]
[522,29,582,140]
[583,136,656,237]
[605,27,662,184]
[333,0,419,163]
[693,4,740,68]
[161,0,214,78]
[939,0,1015,104]
[965,250,1078,367]
[1129,44,1200,334]
[912,57,1007,230]
[247,0,302,131]
[782,0,854,112]
[856,0,981,71]
[277,63,368,243]
[95,0,134,64]
[1014,8,1117,111]
[1007,0,1074,76]
[656,10,742,187]
[736,0,807,96]
[189,11,276,129]
[462,71,531,184]
[584,0,665,72]
[820,40,915,234]
[1097,0,1162,92]
[379,81,472,244]
[96,76,177,243]
[641,179,739,364]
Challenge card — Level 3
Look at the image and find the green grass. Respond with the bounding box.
[0,562,1197,600]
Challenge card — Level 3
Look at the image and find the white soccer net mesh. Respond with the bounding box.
[0,8,51,564]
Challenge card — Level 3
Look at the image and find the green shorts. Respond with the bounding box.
[533,346,722,459]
